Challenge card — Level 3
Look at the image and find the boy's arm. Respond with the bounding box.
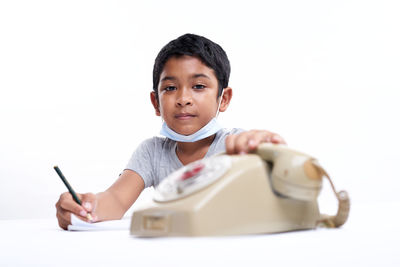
[55,169,144,229]
[95,169,145,221]
[225,129,286,154]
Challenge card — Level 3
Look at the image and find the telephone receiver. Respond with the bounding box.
[130,143,350,237]
[255,143,350,228]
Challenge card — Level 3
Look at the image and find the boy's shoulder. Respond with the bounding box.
[219,127,245,136]
[138,135,174,149]
[214,128,245,141]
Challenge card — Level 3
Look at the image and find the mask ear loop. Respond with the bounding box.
[215,89,225,118]
[312,160,350,228]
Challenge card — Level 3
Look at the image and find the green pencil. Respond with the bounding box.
[53,165,93,221]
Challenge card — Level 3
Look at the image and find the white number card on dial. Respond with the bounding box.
[154,155,232,202]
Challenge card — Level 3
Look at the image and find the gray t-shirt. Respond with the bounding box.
[125,128,244,188]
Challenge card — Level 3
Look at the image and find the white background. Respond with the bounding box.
[0,0,399,219]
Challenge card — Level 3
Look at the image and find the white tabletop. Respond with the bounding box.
[1,201,399,267]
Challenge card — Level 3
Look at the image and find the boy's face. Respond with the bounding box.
[151,55,230,136]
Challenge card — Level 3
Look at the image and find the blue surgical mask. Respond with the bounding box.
[160,90,224,142]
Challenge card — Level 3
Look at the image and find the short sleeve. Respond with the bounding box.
[124,138,156,188]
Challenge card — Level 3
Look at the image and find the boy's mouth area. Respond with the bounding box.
[175,113,196,120]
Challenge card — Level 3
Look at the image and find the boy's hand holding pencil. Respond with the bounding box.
[55,191,99,230]
[54,166,98,230]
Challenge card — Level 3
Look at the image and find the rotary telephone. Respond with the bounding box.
[130,143,350,236]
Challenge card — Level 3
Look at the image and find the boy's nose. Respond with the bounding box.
[176,88,193,107]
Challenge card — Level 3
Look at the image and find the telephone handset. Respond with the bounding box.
[255,143,350,228]
[131,143,350,237]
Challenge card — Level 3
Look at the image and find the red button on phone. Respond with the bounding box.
[180,163,205,180]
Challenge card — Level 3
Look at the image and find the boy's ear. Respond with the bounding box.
[150,91,161,116]
[218,87,233,113]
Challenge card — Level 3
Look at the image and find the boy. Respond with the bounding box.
[55,33,286,229]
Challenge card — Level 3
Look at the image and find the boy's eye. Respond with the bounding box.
[164,86,177,91]
[193,84,205,89]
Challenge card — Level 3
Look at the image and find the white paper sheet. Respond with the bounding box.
[68,214,130,231]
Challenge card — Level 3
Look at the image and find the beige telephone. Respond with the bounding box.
[130,143,350,237]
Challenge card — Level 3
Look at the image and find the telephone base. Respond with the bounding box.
[131,155,320,237]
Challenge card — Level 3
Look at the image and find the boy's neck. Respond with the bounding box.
[175,134,216,166]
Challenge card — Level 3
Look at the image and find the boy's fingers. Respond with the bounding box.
[247,130,267,150]
[225,135,236,154]
[271,134,286,144]
[58,192,87,217]
[56,209,71,230]
[226,131,287,155]
[57,218,68,230]
[56,209,91,229]
[256,130,287,145]
[227,131,265,154]
[55,192,98,230]
[234,132,252,154]
[81,193,97,213]
[237,130,266,153]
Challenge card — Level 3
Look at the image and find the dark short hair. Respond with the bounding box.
[152,33,230,99]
